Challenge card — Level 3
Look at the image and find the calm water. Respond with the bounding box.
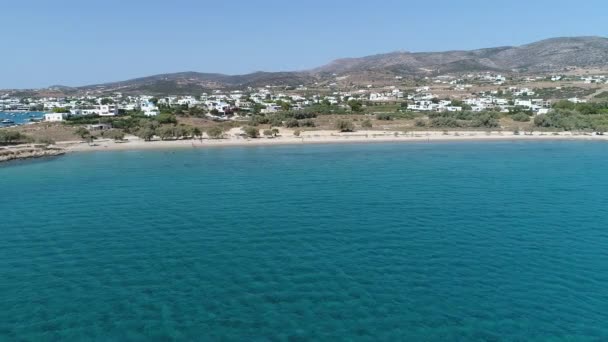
[0,111,44,126]
[2,142,608,340]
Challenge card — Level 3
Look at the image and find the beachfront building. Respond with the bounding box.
[44,113,69,122]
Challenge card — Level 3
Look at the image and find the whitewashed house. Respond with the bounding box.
[45,113,69,122]
[97,104,118,116]
[141,102,159,117]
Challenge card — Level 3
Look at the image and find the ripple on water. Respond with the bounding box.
[2,142,608,340]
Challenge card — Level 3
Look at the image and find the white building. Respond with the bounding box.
[44,113,69,122]
[97,104,118,116]
[141,102,159,117]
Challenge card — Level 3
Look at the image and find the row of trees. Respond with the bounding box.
[533,101,608,131]
[133,123,224,141]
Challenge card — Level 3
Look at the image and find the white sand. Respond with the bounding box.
[59,129,608,153]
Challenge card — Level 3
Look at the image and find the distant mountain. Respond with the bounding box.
[79,71,316,95]
[314,37,608,75]
[316,36,608,75]
[28,36,608,95]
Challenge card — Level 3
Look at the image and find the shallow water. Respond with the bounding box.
[0,111,44,126]
[2,142,608,340]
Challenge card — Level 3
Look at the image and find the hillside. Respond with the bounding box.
[6,36,608,96]
[79,71,316,95]
[316,37,608,75]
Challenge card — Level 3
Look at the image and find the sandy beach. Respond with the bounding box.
[57,129,608,153]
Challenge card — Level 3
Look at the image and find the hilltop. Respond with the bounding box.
[317,37,608,75]
[5,36,608,96]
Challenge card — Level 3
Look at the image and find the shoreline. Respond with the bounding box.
[0,145,66,163]
[59,130,608,153]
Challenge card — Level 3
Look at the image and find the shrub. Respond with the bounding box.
[243,126,260,138]
[361,119,373,128]
[415,119,427,127]
[293,130,301,137]
[156,113,177,124]
[285,119,300,128]
[348,100,364,113]
[336,120,355,132]
[470,113,499,128]
[300,119,316,127]
[511,112,531,122]
[263,129,274,137]
[0,130,32,145]
[74,127,90,139]
[206,126,224,139]
[376,113,392,121]
[429,117,461,128]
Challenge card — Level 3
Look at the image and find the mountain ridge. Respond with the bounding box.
[9,36,608,95]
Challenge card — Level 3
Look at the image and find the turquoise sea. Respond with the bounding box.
[0,112,45,126]
[2,142,608,340]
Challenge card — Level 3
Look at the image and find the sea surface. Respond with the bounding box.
[0,111,45,126]
[2,142,608,340]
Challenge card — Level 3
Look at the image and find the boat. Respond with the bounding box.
[1,119,15,124]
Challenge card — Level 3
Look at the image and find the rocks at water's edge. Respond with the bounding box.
[0,145,66,163]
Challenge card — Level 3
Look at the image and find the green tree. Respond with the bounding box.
[253,103,266,114]
[511,113,531,122]
[136,127,155,141]
[348,100,364,113]
[158,125,176,140]
[243,126,260,138]
[174,125,192,139]
[277,100,291,111]
[156,113,177,124]
[105,129,125,141]
[192,127,202,139]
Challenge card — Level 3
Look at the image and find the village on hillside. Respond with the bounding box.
[2,71,606,122]
[2,68,608,147]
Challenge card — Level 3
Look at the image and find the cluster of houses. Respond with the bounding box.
[406,86,551,114]
[0,97,31,111]
[4,72,607,125]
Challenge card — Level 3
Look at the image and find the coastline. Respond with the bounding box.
[59,130,608,153]
[0,145,66,163]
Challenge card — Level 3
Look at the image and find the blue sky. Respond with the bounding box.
[1,0,607,89]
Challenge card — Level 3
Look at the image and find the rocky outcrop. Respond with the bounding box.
[0,145,66,163]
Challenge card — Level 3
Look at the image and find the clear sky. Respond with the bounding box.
[2,0,607,89]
